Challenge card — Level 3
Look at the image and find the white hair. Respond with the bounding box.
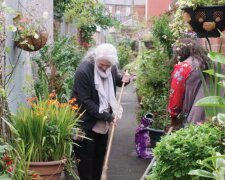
[84,43,118,65]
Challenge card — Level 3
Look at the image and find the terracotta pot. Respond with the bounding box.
[15,31,48,52]
[182,5,225,37]
[29,159,66,180]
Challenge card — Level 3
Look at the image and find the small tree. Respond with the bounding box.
[64,0,119,44]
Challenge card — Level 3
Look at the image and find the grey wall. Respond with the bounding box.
[5,0,53,113]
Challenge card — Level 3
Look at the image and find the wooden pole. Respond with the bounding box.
[101,70,128,180]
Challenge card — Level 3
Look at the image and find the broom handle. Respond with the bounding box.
[101,70,128,180]
[140,126,174,180]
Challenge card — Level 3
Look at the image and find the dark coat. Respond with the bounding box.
[71,60,124,130]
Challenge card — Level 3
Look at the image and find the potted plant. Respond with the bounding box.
[12,11,49,51]
[4,93,81,180]
[142,34,154,49]
[177,0,225,37]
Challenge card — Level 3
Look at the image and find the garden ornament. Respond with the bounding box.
[135,113,154,159]
[182,6,225,37]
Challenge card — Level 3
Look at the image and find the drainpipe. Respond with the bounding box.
[145,0,148,20]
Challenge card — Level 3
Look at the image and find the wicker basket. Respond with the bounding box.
[182,5,225,38]
[15,31,48,51]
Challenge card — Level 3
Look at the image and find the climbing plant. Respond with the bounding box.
[53,0,69,21]
[152,15,175,58]
[0,1,16,137]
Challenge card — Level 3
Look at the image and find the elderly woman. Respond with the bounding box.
[71,43,130,180]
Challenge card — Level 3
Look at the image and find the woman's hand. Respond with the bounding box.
[122,72,130,83]
[110,118,118,127]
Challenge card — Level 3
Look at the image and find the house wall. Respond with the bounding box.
[106,4,145,22]
[200,37,225,54]
[5,0,53,113]
[146,0,173,17]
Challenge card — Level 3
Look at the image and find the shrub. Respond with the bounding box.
[117,42,132,69]
[32,37,85,100]
[135,48,171,129]
[147,123,225,180]
[152,15,175,58]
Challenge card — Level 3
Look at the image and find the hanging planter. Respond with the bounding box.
[182,5,225,37]
[13,11,49,51]
[15,31,48,51]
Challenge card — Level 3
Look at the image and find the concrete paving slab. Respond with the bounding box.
[108,83,150,180]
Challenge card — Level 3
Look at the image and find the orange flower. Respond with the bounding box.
[18,25,25,31]
[34,111,44,117]
[31,173,41,179]
[72,104,78,110]
[47,100,60,106]
[60,103,67,107]
[68,98,77,105]
[34,107,45,116]
[26,97,37,103]
[49,91,57,99]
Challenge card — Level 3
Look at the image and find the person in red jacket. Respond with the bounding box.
[168,38,210,129]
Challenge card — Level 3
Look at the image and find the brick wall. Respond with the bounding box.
[200,34,225,54]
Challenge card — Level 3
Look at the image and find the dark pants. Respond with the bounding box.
[73,129,108,180]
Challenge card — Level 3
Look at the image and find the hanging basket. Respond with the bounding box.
[15,31,48,52]
[182,5,225,38]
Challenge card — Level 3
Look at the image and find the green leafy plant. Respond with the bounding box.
[53,0,68,21]
[195,51,225,118]
[117,42,132,69]
[147,123,225,180]
[64,0,119,43]
[152,15,175,58]
[143,33,153,42]
[189,152,225,179]
[0,138,13,179]
[12,10,48,51]
[32,37,85,100]
[4,94,81,162]
[177,0,225,8]
[135,48,171,129]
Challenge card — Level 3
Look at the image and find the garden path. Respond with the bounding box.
[64,82,149,180]
[108,83,149,180]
